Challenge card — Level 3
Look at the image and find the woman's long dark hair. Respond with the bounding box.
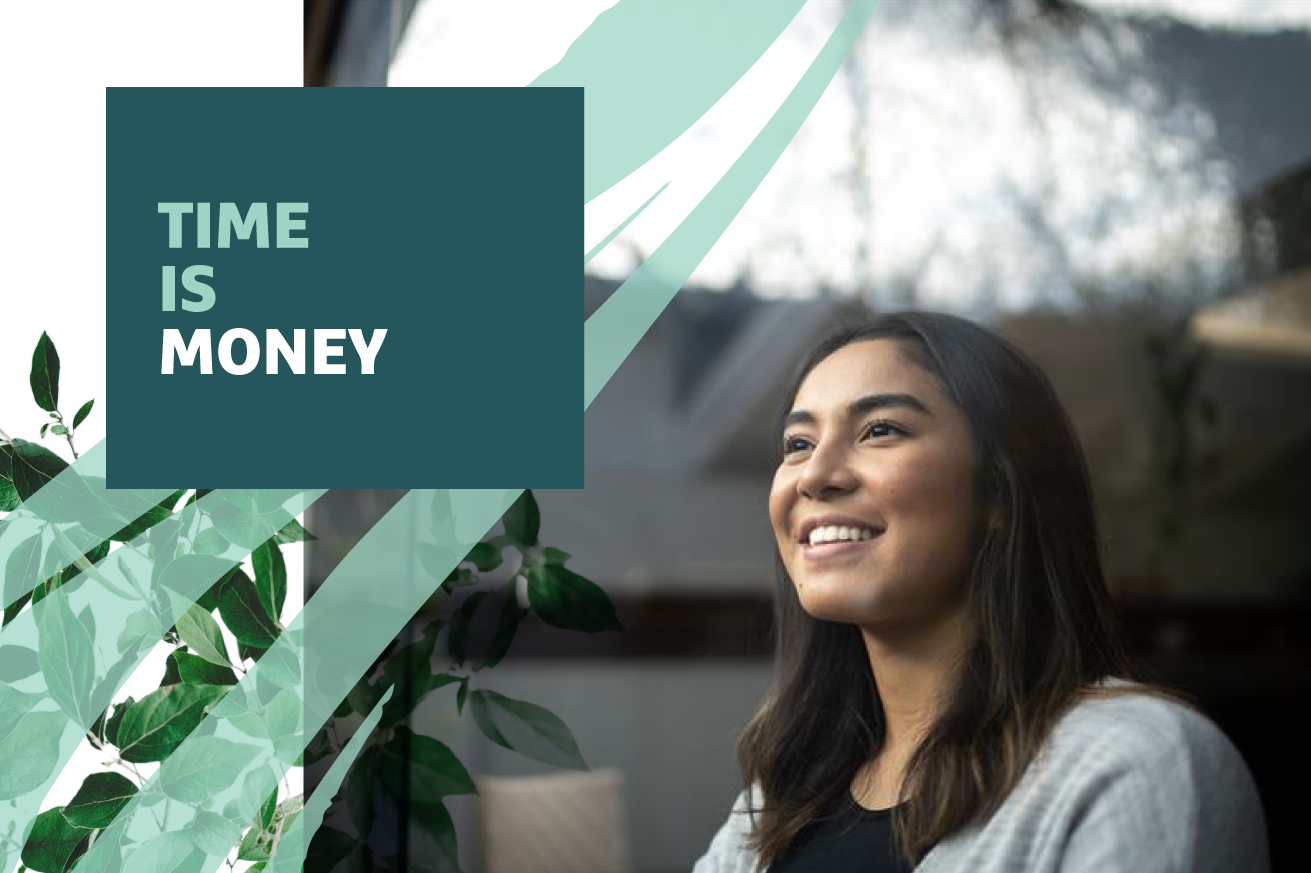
[736,311,1155,867]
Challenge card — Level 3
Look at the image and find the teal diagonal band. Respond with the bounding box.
[71,489,518,873]
[263,685,396,872]
[0,486,324,873]
[531,0,808,203]
[0,439,175,608]
[583,0,879,410]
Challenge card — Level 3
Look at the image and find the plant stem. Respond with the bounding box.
[53,410,78,459]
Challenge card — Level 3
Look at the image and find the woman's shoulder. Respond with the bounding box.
[1039,679,1253,791]
[690,786,762,873]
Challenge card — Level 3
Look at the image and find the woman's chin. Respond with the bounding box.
[795,587,892,625]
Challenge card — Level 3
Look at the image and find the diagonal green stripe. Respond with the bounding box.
[263,684,396,872]
[0,481,323,873]
[531,0,809,203]
[72,488,518,873]
[583,0,879,410]
[0,439,174,608]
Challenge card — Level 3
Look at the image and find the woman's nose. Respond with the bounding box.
[797,442,858,499]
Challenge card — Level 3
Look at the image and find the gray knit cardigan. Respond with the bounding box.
[691,686,1269,872]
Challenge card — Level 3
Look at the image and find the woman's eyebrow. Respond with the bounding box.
[785,392,932,427]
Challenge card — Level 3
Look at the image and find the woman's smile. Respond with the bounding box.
[800,529,884,562]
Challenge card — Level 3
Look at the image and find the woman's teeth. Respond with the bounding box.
[807,525,878,546]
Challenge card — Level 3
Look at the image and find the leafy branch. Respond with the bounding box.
[2,330,624,873]
[305,489,624,871]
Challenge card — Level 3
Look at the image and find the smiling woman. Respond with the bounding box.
[692,312,1269,873]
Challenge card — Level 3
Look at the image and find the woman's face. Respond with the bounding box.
[769,339,983,630]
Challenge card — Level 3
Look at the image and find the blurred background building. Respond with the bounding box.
[304,0,1310,870]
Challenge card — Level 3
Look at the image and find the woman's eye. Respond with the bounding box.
[782,435,812,455]
[862,420,903,440]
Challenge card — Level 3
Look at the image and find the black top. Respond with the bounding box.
[768,793,912,873]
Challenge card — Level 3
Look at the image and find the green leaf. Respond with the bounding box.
[542,547,571,565]
[170,651,238,686]
[86,703,109,750]
[0,443,20,511]
[416,541,457,582]
[377,621,447,728]
[0,645,40,683]
[29,331,60,412]
[20,806,88,873]
[263,688,303,765]
[238,640,270,665]
[2,592,30,629]
[206,492,300,550]
[4,532,45,616]
[117,610,162,655]
[255,644,300,690]
[0,710,63,801]
[77,605,96,646]
[344,745,378,838]
[192,571,228,614]
[159,650,183,687]
[50,426,68,437]
[409,799,462,873]
[298,727,335,768]
[379,670,458,732]
[456,679,468,716]
[0,683,45,745]
[470,689,589,771]
[9,440,102,523]
[115,683,230,763]
[442,567,477,591]
[527,563,624,633]
[90,650,142,726]
[62,772,138,828]
[465,542,503,572]
[236,821,271,863]
[502,490,540,545]
[109,490,185,543]
[251,539,287,623]
[172,602,233,670]
[158,735,260,803]
[305,827,356,873]
[218,568,280,648]
[29,576,58,609]
[59,539,110,588]
[210,686,267,741]
[40,424,50,439]
[258,782,278,831]
[272,518,316,544]
[122,832,205,873]
[458,583,525,671]
[103,696,134,748]
[72,400,94,431]
[189,527,229,556]
[62,828,99,873]
[36,586,95,723]
[378,727,477,803]
[239,765,279,831]
[187,809,242,857]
